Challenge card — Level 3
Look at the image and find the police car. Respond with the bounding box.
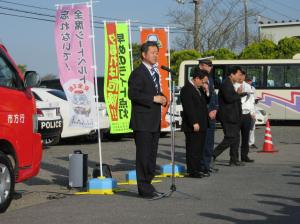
[31,88,109,141]
[34,98,63,146]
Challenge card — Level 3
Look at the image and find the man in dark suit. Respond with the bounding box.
[198,59,218,176]
[213,66,245,166]
[180,68,210,178]
[128,41,167,198]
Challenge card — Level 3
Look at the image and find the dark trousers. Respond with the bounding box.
[201,120,216,170]
[240,113,251,159]
[213,122,240,162]
[134,131,160,197]
[184,131,207,174]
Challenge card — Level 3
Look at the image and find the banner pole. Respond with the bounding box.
[166,26,175,163]
[89,0,103,177]
[127,19,134,71]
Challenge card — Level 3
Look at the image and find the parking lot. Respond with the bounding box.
[1,124,299,223]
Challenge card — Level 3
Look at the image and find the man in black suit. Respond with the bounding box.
[128,41,167,198]
[180,68,210,178]
[198,59,218,176]
[213,66,245,166]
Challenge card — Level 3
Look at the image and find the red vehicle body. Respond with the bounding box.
[0,44,42,212]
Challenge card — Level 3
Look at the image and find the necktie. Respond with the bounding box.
[150,66,160,92]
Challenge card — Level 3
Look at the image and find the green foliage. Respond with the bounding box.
[18,64,27,74]
[170,49,201,73]
[239,39,277,59]
[132,43,141,70]
[202,48,236,60]
[277,37,300,59]
[170,49,201,83]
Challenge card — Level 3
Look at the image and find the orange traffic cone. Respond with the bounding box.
[259,120,278,153]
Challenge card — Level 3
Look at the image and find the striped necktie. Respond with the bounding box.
[150,66,160,92]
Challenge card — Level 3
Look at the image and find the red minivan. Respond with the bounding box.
[0,44,42,212]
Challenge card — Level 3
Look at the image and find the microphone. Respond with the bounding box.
[161,65,176,75]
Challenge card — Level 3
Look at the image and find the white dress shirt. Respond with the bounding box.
[234,81,255,115]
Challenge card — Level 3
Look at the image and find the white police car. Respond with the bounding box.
[32,88,109,141]
[34,99,63,146]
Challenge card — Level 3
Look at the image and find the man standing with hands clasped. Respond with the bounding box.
[128,41,167,199]
[180,67,210,178]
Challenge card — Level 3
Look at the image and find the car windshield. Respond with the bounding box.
[48,90,67,101]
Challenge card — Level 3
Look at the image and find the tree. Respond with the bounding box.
[169,0,260,52]
[132,43,141,70]
[41,73,58,81]
[277,37,300,59]
[18,64,27,74]
[170,49,201,83]
[239,39,277,59]
[202,48,236,59]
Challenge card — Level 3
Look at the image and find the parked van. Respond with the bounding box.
[0,44,42,212]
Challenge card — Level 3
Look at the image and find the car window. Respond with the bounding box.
[32,92,42,101]
[0,54,22,89]
[48,90,67,100]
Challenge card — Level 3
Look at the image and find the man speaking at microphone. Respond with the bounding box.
[128,41,167,199]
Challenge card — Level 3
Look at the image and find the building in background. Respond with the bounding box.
[258,19,300,43]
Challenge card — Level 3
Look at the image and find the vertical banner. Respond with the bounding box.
[140,28,170,129]
[104,22,132,134]
[55,4,97,128]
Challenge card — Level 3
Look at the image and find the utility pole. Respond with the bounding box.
[176,0,201,51]
[244,0,249,47]
[194,0,201,51]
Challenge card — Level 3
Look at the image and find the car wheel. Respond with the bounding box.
[0,152,15,213]
[43,136,60,146]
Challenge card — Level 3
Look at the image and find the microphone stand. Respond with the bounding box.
[150,67,200,201]
[150,79,176,200]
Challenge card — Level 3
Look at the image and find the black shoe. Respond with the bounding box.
[229,161,245,166]
[200,170,210,177]
[208,167,219,173]
[139,191,164,199]
[241,157,255,163]
[250,144,258,149]
[188,172,203,178]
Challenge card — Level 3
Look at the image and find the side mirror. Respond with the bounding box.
[24,71,41,88]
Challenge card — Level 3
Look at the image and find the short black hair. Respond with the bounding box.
[192,67,209,79]
[228,66,242,76]
[140,41,159,59]
[241,70,246,76]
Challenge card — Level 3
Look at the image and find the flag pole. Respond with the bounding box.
[127,19,134,71]
[89,0,103,177]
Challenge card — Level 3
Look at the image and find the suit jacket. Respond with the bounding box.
[217,77,242,124]
[128,63,162,132]
[180,81,210,132]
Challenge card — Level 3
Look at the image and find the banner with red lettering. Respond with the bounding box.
[55,4,97,128]
[140,28,170,129]
[104,22,132,134]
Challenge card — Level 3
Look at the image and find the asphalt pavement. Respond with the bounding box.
[1,125,300,224]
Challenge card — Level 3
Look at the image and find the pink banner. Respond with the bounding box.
[55,4,97,128]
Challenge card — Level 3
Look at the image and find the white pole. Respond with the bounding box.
[166,26,172,121]
[89,0,103,177]
[127,19,134,71]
